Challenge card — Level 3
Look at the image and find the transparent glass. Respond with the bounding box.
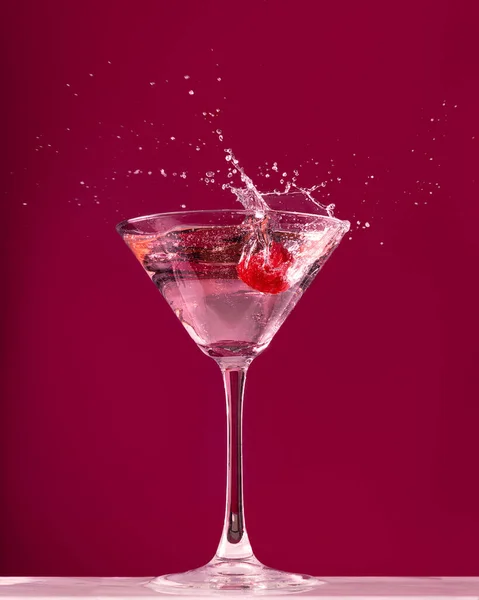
[117,209,349,594]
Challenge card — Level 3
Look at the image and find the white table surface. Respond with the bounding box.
[0,578,477,599]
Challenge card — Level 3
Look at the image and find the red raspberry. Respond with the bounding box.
[237,242,293,294]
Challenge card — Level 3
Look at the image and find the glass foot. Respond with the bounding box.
[147,556,322,595]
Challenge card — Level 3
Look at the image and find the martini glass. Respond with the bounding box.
[117,208,349,594]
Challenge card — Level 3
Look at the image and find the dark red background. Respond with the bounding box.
[2,0,479,577]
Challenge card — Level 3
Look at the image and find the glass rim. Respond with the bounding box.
[116,208,350,235]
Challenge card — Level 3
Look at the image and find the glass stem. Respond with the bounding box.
[215,359,254,561]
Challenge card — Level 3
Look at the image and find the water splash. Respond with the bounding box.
[222,149,335,218]
[223,149,269,215]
